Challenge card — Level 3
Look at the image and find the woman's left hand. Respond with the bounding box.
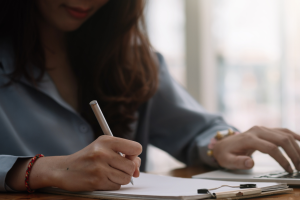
[213,126,300,173]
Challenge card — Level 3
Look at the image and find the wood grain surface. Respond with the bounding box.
[1,166,300,200]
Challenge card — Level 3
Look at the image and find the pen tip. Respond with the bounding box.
[89,100,98,105]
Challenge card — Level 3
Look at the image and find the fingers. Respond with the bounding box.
[258,128,300,171]
[131,157,141,177]
[98,136,142,156]
[274,128,300,157]
[108,153,141,178]
[275,128,300,141]
[108,153,137,176]
[125,155,141,177]
[107,156,141,185]
[63,136,142,191]
[92,136,142,184]
[98,179,121,191]
[107,166,133,185]
[214,126,299,173]
[244,136,293,173]
[219,154,254,170]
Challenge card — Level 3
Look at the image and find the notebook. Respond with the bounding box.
[41,173,292,200]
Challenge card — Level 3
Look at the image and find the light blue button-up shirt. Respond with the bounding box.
[0,37,235,192]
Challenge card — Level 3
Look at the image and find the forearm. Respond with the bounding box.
[5,136,142,192]
[6,156,64,191]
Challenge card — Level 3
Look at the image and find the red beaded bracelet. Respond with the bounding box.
[25,154,44,193]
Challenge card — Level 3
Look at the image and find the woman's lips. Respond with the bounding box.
[65,6,90,19]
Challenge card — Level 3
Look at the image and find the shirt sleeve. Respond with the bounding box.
[148,53,238,168]
[0,155,18,192]
[0,156,31,192]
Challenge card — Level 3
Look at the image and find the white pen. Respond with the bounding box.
[89,100,134,185]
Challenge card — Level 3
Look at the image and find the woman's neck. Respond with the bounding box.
[38,21,66,56]
[38,21,79,112]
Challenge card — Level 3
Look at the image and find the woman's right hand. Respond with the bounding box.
[213,126,300,172]
[6,135,142,191]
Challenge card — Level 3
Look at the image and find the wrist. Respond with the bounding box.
[29,156,66,190]
[6,158,31,191]
[207,129,239,158]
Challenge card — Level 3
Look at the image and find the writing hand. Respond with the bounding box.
[6,135,142,191]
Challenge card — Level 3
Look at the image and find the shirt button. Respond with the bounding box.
[80,125,88,133]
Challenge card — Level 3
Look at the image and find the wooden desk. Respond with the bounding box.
[1,166,300,200]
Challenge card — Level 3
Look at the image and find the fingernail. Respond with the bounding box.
[288,166,293,173]
[245,159,253,168]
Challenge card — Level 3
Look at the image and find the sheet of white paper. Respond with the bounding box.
[44,173,284,199]
[98,173,281,195]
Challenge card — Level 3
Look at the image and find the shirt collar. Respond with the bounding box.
[0,37,79,116]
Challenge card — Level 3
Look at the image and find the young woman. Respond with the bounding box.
[1,0,300,193]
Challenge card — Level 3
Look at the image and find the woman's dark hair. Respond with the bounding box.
[0,0,158,138]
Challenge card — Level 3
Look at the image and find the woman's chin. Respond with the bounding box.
[55,20,85,32]
[59,24,83,32]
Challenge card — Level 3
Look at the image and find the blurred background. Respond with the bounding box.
[144,0,300,172]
